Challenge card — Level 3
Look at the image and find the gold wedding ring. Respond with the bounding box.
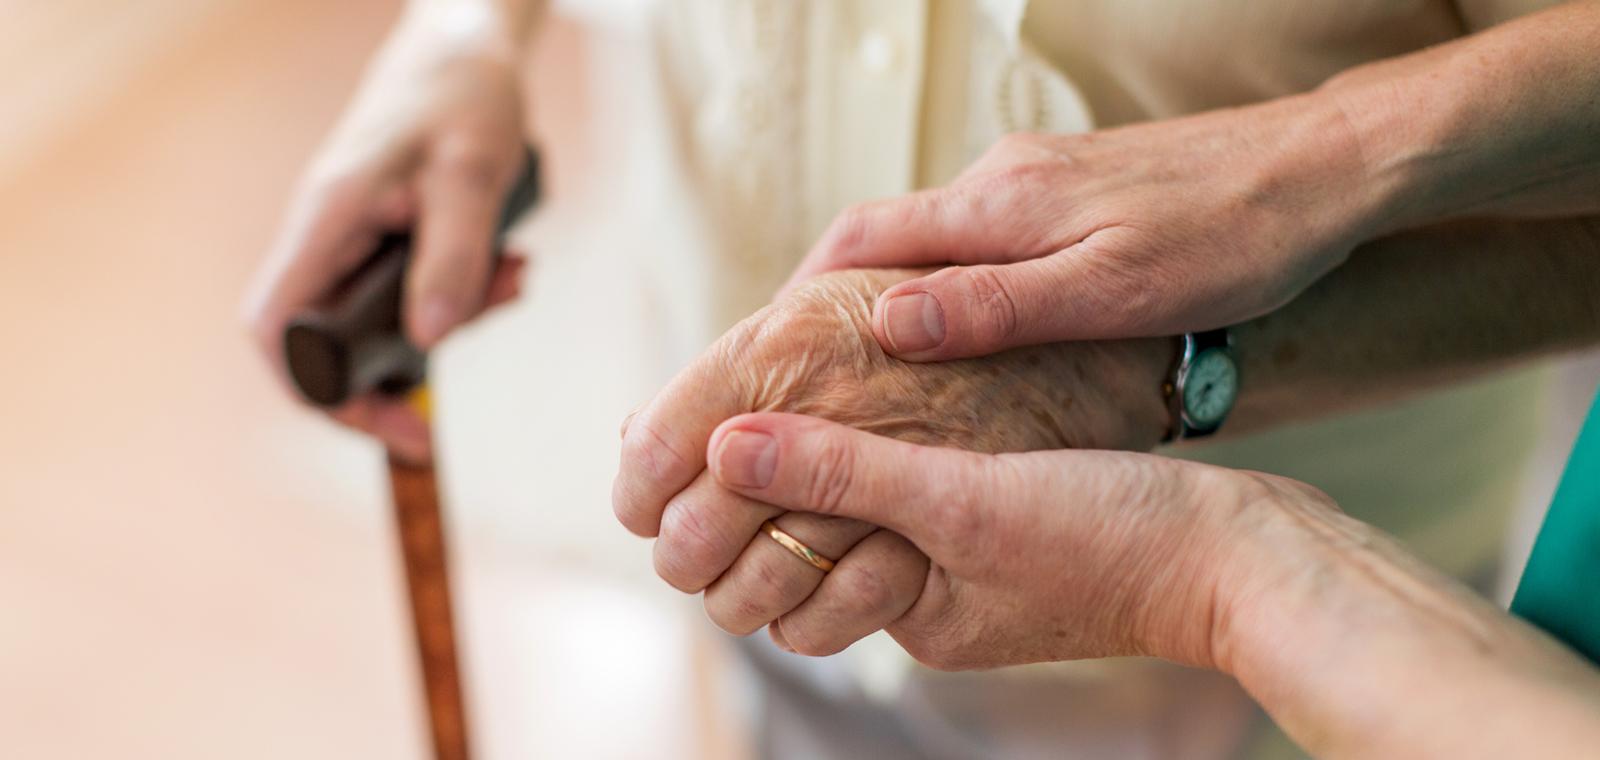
[760,520,837,573]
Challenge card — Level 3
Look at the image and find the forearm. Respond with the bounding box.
[1216,494,1600,757]
[1325,1,1600,229]
[1236,2,1600,422]
[1226,216,1600,433]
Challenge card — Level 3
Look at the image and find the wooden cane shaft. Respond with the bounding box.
[387,451,472,760]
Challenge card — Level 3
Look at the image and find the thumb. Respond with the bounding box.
[871,230,1158,360]
[707,412,994,559]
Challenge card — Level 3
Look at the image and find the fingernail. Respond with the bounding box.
[716,430,777,489]
[882,293,945,353]
[414,296,458,346]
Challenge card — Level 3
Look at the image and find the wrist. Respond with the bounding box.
[1204,478,1357,677]
[1202,477,1600,757]
[1316,5,1600,231]
[1121,465,1304,669]
[1198,479,1412,754]
[1250,89,1405,254]
[1314,68,1466,236]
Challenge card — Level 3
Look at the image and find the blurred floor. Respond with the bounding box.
[0,2,736,758]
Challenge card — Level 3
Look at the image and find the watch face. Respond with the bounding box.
[1183,347,1239,429]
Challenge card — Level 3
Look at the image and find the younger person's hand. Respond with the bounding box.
[705,412,1256,669]
[706,412,1600,759]
[787,96,1381,360]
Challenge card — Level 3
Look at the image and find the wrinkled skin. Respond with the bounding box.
[708,413,1271,669]
[707,411,1600,760]
[720,270,1168,452]
[614,268,1172,654]
[242,10,529,462]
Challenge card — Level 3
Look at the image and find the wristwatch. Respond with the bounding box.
[1163,329,1239,442]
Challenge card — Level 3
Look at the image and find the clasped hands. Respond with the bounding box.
[614,267,1252,667]
[613,97,1383,667]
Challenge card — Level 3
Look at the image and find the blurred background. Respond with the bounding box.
[0,1,745,757]
[1,2,1597,759]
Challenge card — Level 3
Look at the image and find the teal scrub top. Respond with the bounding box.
[1512,390,1600,664]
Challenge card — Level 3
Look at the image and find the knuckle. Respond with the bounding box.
[1075,248,1160,325]
[708,561,803,636]
[993,132,1063,164]
[610,475,658,538]
[702,606,739,635]
[706,595,766,636]
[753,547,817,605]
[838,561,898,618]
[804,437,858,515]
[990,131,1034,157]
[609,476,635,527]
[778,619,825,656]
[653,500,723,592]
[730,603,780,637]
[820,203,877,262]
[711,315,769,369]
[961,267,1023,347]
[986,161,1042,192]
[620,418,692,483]
[783,620,845,657]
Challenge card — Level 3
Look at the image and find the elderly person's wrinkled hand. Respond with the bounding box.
[242,3,530,461]
[614,268,1171,653]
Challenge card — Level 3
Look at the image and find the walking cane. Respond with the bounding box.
[280,150,542,760]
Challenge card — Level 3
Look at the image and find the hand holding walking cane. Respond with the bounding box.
[280,150,541,760]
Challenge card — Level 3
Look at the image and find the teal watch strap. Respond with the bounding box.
[1511,389,1600,664]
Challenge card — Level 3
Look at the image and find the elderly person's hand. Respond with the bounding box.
[242,1,533,461]
[614,268,1171,653]
[705,412,1600,759]
[787,3,1600,362]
